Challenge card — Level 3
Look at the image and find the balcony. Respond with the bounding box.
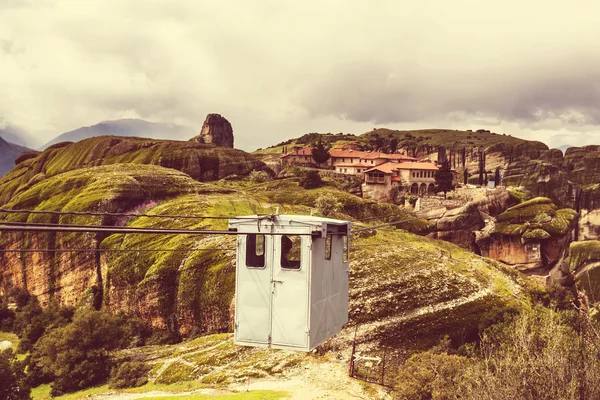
[365,176,386,184]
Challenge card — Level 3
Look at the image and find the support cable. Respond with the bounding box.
[0,207,267,220]
[0,248,235,253]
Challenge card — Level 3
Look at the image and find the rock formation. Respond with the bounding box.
[424,202,485,252]
[191,113,234,148]
[476,197,577,272]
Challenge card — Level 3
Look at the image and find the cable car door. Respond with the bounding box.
[271,235,309,348]
[235,234,271,345]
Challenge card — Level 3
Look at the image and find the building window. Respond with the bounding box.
[325,234,332,260]
[281,235,301,269]
[343,235,349,262]
[246,234,265,268]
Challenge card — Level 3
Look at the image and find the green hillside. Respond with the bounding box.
[0,136,269,205]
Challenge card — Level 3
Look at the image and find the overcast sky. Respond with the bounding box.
[1,1,600,151]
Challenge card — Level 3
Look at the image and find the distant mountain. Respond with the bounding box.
[41,119,196,149]
[558,144,573,154]
[0,121,34,147]
[0,137,31,176]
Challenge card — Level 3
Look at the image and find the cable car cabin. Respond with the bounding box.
[228,214,350,352]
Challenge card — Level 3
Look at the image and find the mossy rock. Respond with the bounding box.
[154,361,198,384]
[493,197,576,238]
[569,241,600,273]
[521,228,551,242]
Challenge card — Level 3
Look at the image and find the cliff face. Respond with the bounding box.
[476,197,577,272]
[0,163,243,335]
[425,202,485,252]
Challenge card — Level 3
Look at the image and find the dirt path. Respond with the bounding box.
[228,355,390,400]
[87,354,390,400]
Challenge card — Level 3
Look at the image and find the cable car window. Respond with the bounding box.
[246,234,265,268]
[325,234,332,260]
[343,235,349,262]
[281,235,301,269]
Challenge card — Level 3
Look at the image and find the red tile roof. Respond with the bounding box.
[364,161,439,174]
[395,162,440,170]
[335,163,368,167]
[330,149,416,161]
[363,162,398,174]
[281,147,314,157]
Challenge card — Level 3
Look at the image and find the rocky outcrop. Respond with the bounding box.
[578,209,600,241]
[191,114,234,148]
[426,202,485,252]
[502,160,571,207]
[476,197,577,271]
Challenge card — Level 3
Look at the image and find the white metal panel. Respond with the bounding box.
[270,235,310,349]
[309,226,350,350]
[234,234,272,345]
[230,215,350,352]
[335,233,349,327]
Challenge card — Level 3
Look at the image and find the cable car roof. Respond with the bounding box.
[229,214,351,227]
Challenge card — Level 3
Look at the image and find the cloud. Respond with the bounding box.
[297,56,600,127]
[1,1,600,150]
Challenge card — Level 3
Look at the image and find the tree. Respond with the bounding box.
[311,140,330,167]
[389,137,399,153]
[299,170,323,189]
[315,193,342,217]
[494,167,501,187]
[435,157,454,199]
[478,151,486,186]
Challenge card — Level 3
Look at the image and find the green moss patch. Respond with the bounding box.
[493,197,576,240]
[569,241,600,272]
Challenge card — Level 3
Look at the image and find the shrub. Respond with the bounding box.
[0,299,15,331]
[299,170,323,189]
[15,304,74,353]
[108,361,150,389]
[395,350,471,400]
[465,307,600,400]
[0,349,30,400]
[249,170,270,183]
[29,308,128,396]
[315,193,342,217]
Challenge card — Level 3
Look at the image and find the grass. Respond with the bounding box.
[31,383,288,400]
[141,391,289,400]
[0,331,18,343]
[347,229,533,349]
